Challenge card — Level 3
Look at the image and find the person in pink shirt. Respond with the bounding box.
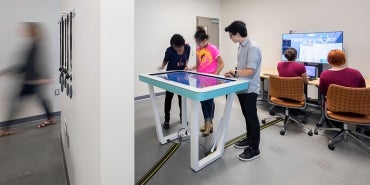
[277,47,309,84]
[319,49,366,128]
[191,26,224,136]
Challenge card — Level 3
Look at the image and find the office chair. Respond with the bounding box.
[262,75,313,136]
[323,84,370,151]
[314,94,342,135]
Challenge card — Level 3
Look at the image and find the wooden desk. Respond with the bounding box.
[260,67,370,107]
[260,67,320,86]
[260,68,320,101]
[260,68,278,79]
[308,78,319,86]
[259,68,277,100]
[261,67,370,87]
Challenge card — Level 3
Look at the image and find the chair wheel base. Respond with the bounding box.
[314,130,318,135]
[280,130,285,135]
[308,130,313,136]
[328,144,335,150]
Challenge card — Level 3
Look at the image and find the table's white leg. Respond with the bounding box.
[181,96,188,130]
[213,93,235,155]
[191,93,235,171]
[148,85,178,144]
[210,117,223,152]
[190,99,200,171]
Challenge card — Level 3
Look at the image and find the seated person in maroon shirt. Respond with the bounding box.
[319,49,366,128]
[274,48,309,116]
[277,47,309,84]
[319,49,365,96]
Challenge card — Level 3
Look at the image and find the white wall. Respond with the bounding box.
[134,0,222,97]
[101,0,134,184]
[0,0,61,122]
[61,0,101,184]
[61,0,134,184]
[221,0,370,78]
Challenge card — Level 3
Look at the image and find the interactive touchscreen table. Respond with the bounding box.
[139,71,249,171]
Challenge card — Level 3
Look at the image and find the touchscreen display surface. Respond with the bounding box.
[151,71,234,88]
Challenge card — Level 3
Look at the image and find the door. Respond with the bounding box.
[196,16,219,48]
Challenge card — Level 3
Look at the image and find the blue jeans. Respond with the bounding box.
[237,93,260,150]
[201,98,215,122]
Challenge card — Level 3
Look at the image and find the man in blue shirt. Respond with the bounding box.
[158,34,190,129]
[225,21,262,161]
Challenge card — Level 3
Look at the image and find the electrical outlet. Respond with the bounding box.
[55,89,60,96]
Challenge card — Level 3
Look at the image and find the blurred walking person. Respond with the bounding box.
[0,22,56,137]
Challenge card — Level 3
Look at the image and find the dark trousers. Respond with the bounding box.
[164,91,182,122]
[4,84,52,129]
[237,93,260,149]
[201,98,215,122]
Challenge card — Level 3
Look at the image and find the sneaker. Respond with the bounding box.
[238,148,260,161]
[163,121,170,129]
[364,130,370,137]
[233,138,250,149]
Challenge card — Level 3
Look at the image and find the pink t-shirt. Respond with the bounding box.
[196,43,220,74]
[277,61,306,77]
[319,68,366,96]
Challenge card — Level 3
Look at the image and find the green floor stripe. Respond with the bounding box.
[225,134,246,148]
[136,143,180,185]
[224,117,283,149]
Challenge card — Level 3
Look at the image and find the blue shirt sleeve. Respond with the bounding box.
[185,44,191,61]
[246,46,261,69]
[163,47,172,62]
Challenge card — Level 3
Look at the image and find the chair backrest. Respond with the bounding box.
[326,84,370,115]
[269,75,305,101]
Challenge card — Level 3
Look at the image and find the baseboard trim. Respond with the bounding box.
[60,132,70,185]
[134,92,165,101]
[0,111,61,127]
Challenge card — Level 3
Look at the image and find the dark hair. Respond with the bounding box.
[327,49,346,66]
[170,34,185,47]
[224,20,248,37]
[284,48,297,61]
[194,26,209,41]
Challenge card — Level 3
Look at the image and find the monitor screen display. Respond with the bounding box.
[304,65,316,77]
[282,31,343,64]
[151,71,234,88]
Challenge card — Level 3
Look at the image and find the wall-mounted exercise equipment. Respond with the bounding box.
[58,10,75,99]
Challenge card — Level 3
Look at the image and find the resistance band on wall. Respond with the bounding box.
[58,10,75,99]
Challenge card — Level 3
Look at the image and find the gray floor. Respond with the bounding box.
[0,117,67,185]
[135,96,370,185]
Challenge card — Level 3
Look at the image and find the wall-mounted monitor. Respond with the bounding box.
[282,31,343,64]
